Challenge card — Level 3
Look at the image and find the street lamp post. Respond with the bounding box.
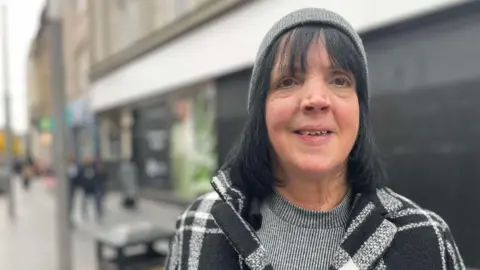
[47,0,72,269]
[1,3,15,220]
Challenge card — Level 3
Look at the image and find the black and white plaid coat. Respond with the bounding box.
[166,170,465,270]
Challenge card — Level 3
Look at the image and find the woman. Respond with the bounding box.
[166,8,465,270]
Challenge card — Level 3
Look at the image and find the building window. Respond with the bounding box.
[77,127,94,159]
[153,0,175,28]
[175,0,189,16]
[75,0,87,13]
[92,0,104,62]
[177,0,211,16]
[75,49,90,95]
[124,0,140,47]
[109,0,140,54]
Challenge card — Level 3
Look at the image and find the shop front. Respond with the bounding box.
[363,2,480,267]
[132,82,218,201]
[133,100,171,191]
[216,68,251,166]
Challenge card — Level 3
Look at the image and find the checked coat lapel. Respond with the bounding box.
[211,172,273,270]
[330,189,401,270]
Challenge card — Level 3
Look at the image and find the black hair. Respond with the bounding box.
[222,25,386,200]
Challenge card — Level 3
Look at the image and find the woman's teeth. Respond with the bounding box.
[297,130,329,136]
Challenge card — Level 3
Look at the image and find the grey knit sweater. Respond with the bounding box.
[257,190,352,270]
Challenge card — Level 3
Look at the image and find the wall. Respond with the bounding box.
[89,0,219,65]
[26,50,39,120]
[90,0,467,112]
[62,0,95,161]
[63,0,90,100]
[27,9,53,121]
[25,6,56,166]
[36,28,53,117]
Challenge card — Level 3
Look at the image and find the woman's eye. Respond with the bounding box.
[332,76,351,87]
[278,77,297,88]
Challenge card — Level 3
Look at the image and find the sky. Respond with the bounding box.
[0,0,46,134]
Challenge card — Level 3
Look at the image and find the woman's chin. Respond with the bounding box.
[295,161,337,175]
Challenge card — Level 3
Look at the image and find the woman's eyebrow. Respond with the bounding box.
[275,62,305,75]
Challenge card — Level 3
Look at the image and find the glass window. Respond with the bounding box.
[175,0,189,17]
[92,0,105,62]
[75,49,90,95]
[75,0,87,13]
[153,0,176,28]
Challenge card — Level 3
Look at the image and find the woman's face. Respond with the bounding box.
[266,37,359,180]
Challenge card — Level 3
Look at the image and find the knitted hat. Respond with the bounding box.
[247,8,368,111]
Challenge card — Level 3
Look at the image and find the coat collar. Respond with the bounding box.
[330,189,402,270]
[210,170,271,270]
[210,170,403,270]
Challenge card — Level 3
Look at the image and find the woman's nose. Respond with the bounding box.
[300,80,331,112]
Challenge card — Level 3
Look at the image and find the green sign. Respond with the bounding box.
[39,117,54,132]
[38,109,72,131]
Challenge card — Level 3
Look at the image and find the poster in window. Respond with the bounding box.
[170,85,217,199]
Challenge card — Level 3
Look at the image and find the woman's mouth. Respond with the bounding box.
[294,130,332,136]
[293,129,333,145]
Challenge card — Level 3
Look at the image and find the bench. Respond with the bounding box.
[95,221,174,270]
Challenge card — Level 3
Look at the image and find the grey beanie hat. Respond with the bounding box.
[247,8,368,111]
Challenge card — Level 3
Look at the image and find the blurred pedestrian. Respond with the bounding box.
[20,156,34,191]
[166,8,465,270]
[119,158,138,210]
[80,156,102,221]
[13,158,22,176]
[93,158,108,220]
[67,154,80,224]
[0,159,9,194]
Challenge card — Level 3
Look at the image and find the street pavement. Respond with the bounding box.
[0,177,185,270]
[71,187,184,239]
[0,178,96,270]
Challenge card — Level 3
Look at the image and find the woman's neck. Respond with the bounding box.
[274,168,349,211]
